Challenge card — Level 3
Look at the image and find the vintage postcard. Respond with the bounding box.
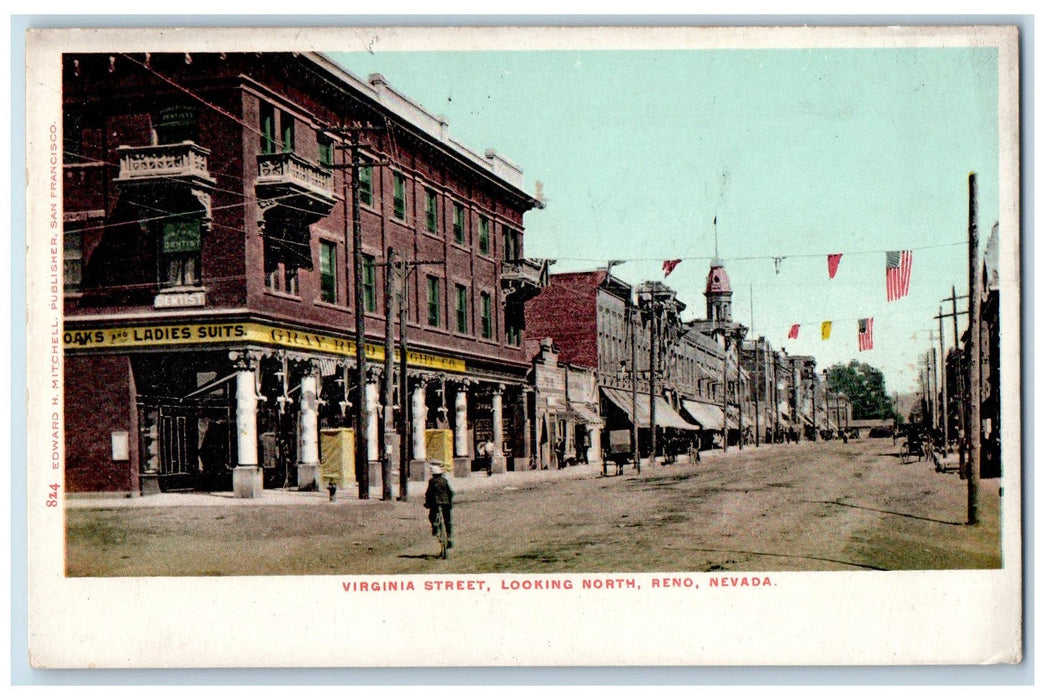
[24,24,1022,668]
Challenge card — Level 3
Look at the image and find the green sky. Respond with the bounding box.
[331,47,1001,394]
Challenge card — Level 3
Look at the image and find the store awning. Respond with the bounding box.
[682,400,724,431]
[601,388,698,431]
[569,401,603,427]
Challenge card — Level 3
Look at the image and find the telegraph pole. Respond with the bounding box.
[936,306,949,452]
[349,130,370,500]
[396,256,409,501]
[649,305,658,466]
[736,338,744,451]
[381,247,396,501]
[967,172,981,525]
[330,122,389,499]
[721,334,729,453]
[630,298,639,473]
[392,257,443,500]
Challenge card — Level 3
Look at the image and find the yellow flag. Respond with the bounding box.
[821,321,832,340]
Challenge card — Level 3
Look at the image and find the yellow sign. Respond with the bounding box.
[63,320,466,372]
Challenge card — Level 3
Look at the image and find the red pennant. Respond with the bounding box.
[662,259,682,277]
[827,253,842,279]
[788,324,800,339]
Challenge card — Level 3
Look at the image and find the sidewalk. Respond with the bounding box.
[64,442,801,509]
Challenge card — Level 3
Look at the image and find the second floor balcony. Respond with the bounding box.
[501,257,549,303]
[255,152,336,225]
[115,142,216,190]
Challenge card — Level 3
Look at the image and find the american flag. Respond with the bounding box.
[857,317,874,351]
[885,250,913,301]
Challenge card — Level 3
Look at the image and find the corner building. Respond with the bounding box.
[62,52,544,497]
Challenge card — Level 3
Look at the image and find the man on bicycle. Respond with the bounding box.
[424,462,454,548]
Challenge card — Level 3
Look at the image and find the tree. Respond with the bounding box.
[825,361,898,421]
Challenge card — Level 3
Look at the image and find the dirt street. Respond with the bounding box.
[65,438,1002,576]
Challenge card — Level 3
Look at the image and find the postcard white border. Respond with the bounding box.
[23,24,1023,669]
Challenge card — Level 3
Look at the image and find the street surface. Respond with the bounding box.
[65,437,1002,576]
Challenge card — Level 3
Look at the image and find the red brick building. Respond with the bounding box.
[525,270,704,460]
[62,51,544,496]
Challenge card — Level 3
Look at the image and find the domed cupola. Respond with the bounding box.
[705,259,733,323]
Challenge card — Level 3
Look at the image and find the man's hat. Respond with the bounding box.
[428,462,443,475]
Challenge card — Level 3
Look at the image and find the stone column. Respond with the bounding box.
[232,352,263,498]
[366,380,380,463]
[296,366,320,491]
[454,386,469,457]
[490,384,507,474]
[410,380,428,480]
[453,383,471,478]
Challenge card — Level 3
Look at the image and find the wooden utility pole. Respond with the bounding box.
[397,257,409,501]
[649,306,658,465]
[630,297,639,473]
[967,172,981,525]
[381,247,396,501]
[736,338,744,451]
[349,131,370,500]
[721,332,729,453]
[936,306,949,452]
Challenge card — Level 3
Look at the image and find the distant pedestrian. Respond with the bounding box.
[554,437,566,469]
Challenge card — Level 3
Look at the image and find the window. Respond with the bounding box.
[480,292,492,339]
[506,318,522,347]
[426,275,440,327]
[281,111,295,153]
[478,216,490,255]
[318,134,333,168]
[362,254,377,312]
[63,231,83,293]
[453,203,466,243]
[359,163,373,207]
[263,224,311,296]
[425,189,438,233]
[319,241,337,303]
[455,284,468,333]
[260,103,276,155]
[160,219,202,288]
[503,225,520,262]
[393,173,406,220]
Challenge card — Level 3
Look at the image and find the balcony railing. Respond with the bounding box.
[255,152,336,223]
[115,142,215,188]
[501,257,549,302]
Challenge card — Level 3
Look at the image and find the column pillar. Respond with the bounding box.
[366,379,380,463]
[453,382,471,477]
[490,384,507,474]
[365,376,380,490]
[454,385,469,457]
[296,365,320,491]
[409,379,428,480]
[232,351,263,498]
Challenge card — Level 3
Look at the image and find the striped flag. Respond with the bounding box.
[821,321,832,340]
[788,324,800,339]
[885,250,913,301]
[858,318,874,351]
[662,259,682,277]
[827,253,842,279]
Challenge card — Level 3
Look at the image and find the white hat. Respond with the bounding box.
[429,462,443,475]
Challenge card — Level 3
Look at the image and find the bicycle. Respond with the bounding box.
[433,508,449,560]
